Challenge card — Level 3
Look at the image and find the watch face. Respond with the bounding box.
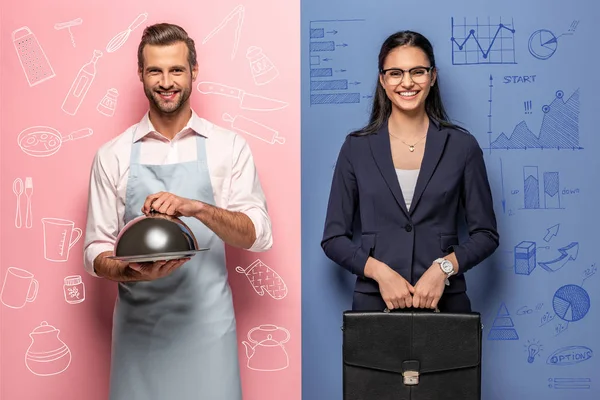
[441,260,453,273]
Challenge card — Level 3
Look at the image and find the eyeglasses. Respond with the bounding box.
[380,66,434,86]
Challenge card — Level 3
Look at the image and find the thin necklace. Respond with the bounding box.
[389,131,428,152]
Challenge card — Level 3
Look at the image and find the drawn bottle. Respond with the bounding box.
[62,50,102,116]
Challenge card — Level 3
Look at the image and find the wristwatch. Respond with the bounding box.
[434,258,455,286]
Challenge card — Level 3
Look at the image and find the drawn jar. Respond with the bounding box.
[25,321,72,376]
[246,46,278,85]
[63,275,85,304]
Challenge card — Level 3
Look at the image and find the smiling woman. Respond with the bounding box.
[321,30,499,313]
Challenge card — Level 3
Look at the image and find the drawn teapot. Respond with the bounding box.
[25,321,71,376]
[242,324,290,371]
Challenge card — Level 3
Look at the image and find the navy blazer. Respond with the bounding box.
[321,118,499,295]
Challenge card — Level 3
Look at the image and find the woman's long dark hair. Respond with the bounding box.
[351,31,465,136]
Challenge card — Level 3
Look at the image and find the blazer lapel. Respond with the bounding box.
[409,121,449,215]
[368,123,410,217]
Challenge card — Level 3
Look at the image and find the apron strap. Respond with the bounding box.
[130,126,142,178]
[195,134,208,172]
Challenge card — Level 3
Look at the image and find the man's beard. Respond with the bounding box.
[144,85,191,114]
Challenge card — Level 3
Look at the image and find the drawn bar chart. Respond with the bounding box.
[523,166,562,209]
[308,19,364,105]
[451,17,517,65]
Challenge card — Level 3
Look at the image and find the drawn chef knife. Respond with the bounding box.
[197,81,288,112]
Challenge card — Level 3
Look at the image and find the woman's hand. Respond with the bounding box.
[365,257,414,310]
[412,263,447,309]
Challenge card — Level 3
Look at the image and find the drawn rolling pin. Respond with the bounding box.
[235,260,288,300]
[222,113,285,144]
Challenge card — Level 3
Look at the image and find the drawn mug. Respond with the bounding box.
[0,267,39,309]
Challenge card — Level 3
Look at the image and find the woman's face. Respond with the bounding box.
[379,45,437,115]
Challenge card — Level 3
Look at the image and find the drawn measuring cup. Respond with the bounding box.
[42,218,82,262]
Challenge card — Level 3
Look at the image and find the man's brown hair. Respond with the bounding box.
[137,23,197,70]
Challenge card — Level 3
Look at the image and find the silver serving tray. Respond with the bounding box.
[107,249,209,263]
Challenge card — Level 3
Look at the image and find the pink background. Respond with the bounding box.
[0,1,300,399]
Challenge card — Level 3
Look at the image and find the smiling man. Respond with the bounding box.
[82,23,273,400]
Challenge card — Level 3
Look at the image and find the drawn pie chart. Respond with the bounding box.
[552,285,590,322]
[528,29,558,60]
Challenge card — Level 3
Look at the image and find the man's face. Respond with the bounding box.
[138,42,198,114]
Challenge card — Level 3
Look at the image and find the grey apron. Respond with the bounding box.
[108,129,242,400]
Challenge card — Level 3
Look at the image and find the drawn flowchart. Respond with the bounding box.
[308,19,366,105]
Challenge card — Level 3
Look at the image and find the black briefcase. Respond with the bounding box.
[342,309,482,400]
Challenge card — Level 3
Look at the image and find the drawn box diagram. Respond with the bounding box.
[308,19,364,106]
[515,240,536,275]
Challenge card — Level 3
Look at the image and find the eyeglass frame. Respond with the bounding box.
[379,65,435,85]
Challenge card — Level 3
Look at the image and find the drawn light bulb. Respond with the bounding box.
[527,343,540,363]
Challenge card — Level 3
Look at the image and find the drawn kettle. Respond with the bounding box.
[242,324,290,371]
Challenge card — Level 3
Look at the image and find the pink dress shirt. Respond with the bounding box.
[83,110,273,277]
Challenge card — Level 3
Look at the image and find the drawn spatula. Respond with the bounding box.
[197,82,288,111]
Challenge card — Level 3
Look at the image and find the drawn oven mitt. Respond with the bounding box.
[236,260,288,300]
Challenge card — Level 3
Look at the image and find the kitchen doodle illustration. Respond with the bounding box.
[62,50,102,115]
[242,324,290,371]
[106,13,148,53]
[246,46,279,85]
[54,18,82,47]
[12,26,56,87]
[13,177,33,228]
[18,126,93,157]
[97,88,119,117]
[223,113,285,145]
[41,218,82,262]
[236,259,288,300]
[1,267,39,309]
[202,4,244,59]
[25,321,71,377]
[197,81,288,111]
[63,275,85,304]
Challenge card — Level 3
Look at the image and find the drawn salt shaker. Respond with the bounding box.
[246,46,278,85]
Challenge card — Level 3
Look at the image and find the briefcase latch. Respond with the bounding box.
[401,360,420,385]
[402,370,419,385]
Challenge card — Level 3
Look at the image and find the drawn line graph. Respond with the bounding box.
[451,17,517,65]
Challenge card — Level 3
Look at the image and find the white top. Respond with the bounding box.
[395,169,420,210]
[83,110,273,277]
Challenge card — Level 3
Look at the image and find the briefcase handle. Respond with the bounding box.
[383,307,440,313]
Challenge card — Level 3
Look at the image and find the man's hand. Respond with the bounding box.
[412,263,447,309]
[93,251,190,282]
[128,258,191,281]
[142,191,258,250]
[142,192,200,217]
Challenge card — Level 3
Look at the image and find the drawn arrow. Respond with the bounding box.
[538,242,579,272]
[544,224,560,242]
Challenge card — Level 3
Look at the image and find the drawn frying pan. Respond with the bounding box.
[18,126,93,157]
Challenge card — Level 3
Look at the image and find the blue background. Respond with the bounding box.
[301,0,599,399]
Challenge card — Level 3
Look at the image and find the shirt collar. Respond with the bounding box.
[134,109,208,142]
